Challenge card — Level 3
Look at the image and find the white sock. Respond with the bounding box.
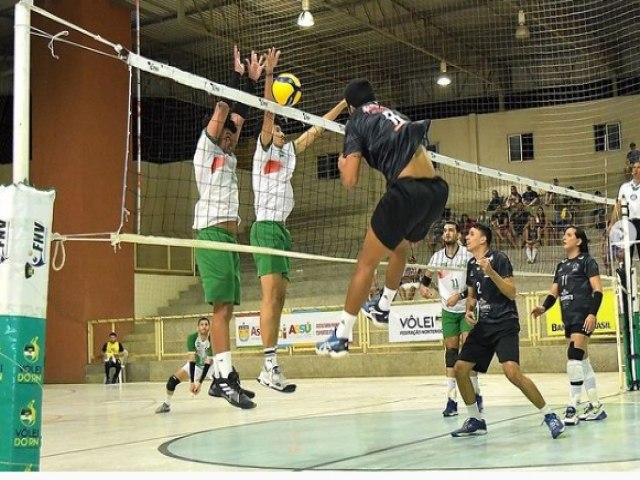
[164,394,172,405]
[264,347,277,371]
[582,357,600,404]
[539,404,552,417]
[446,377,457,400]
[215,351,233,378]
[378,287,396,311]
[336,311,357,339]
[466,402,481,419]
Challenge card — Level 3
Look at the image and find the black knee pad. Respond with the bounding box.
[166,375,181,392]
[445,348,459,368]
[567,341,585,361]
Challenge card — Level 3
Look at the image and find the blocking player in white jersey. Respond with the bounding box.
[193,46,264,409]
[252,48,347,391]
[420,220,481,417]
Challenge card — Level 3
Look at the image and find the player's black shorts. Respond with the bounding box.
[371,176,449,250]
[458,320,520,373]
[563,321,593,339]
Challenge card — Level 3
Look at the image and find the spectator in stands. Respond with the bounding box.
[523,215,542,264]
[398,255,422,301]
[533,206,548,246]
[522,186,540,207]
[459,213,474,245]
[544,178,559,207]
[593,191,607,231]
[486,190,503,212]
[102,332,125,384]
[490,204,515,248]
[504,185,523,211]
[476,210,489,226]
[509,201,531,248]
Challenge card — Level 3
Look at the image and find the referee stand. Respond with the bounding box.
[616,197,640,390]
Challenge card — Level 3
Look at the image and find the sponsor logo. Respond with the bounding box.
[0,219,9,264]
[25,221,47,278]
[14,400,40,448]
[237,323,250,342]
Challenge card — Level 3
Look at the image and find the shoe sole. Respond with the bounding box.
[443,412,459,417]
[564,419,579,426]
[581,412,607,421]
[209,387,256,399]
[315,347,349,358]
[451,430,487,437]
[257,378,297,393]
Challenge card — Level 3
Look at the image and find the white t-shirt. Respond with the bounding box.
[427,245,472,313]
[252,137,296,222]
[617,180,640,220]
[192,130,240,230]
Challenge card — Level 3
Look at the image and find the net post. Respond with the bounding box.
[13,0,33,184]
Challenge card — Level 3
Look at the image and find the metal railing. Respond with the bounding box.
[87,290,619,363]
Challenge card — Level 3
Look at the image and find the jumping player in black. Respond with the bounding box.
[531,226,607,425]
[451,223,565,439]
[315,78,449,357]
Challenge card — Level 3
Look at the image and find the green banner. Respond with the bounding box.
[0,316,46,472]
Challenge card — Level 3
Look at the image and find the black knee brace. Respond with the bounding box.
[567,341,585,361]
[445,348,459,368]
[166,375,181,392]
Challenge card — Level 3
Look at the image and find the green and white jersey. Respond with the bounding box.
[427,245,472,314]
[186,332,213,367]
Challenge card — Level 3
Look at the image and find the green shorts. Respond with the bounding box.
[195,226,240,305]
[441,309,471,339]
[250,221,291,278]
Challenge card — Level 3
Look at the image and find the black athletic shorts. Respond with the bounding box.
[563,321,593,339]
[458,320,520,373]
[371,176,449,250]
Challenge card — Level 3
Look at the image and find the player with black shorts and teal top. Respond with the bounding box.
[451,223,565,439]
[420,220,480,417]
[316,78,449,358]
[531,226,607,425]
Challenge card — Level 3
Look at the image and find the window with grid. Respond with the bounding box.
[593,122,621,152]
[508,133,534,162]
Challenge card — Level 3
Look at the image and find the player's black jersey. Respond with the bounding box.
[466,250,519,324]
[342,102,430,183]
[553,253,599,325]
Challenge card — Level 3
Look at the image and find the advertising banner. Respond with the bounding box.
[544,289,618,337]
[235,310,351,347]
[0,184,55,471]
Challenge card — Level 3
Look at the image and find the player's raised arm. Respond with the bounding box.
[260,47,281,148]
[294,99,348,154]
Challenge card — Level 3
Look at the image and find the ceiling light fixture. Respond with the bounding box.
[297,0,314,28]
[436,61,451,87]
[515,10,530,40]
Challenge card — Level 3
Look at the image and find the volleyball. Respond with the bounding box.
[272,73,302,106]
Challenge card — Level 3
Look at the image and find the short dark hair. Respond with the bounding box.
[471,222,492,245]
[443,220,460,232]
[631,143,636,149]
[344,78,376,109]
[198,316,210,325]
[109,332,117,337]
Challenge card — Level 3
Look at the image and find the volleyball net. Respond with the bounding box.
[13,0,640,388]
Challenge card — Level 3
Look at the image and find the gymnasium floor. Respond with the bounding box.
[39,372,639,473]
